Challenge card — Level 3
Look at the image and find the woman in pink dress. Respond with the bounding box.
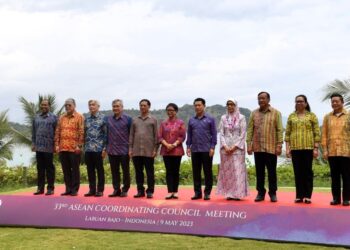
[158,103,186,199]
[216,98,249,200]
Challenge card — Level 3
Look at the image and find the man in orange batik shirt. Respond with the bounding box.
[55,98,84,196]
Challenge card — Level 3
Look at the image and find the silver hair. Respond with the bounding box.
[112,99,123,107]
[65,98,76,106]
[88,99,100,106]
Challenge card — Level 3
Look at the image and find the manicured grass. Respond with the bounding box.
[0,186,342,249]
[0,227,345,250]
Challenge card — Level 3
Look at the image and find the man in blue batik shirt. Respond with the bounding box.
[186,98,217,201]
[84,100,106,197]
[32,99,58,195]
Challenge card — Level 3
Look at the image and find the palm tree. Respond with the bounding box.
[16,94,64,147]
[322,78,350,108]
[0,110,15,161]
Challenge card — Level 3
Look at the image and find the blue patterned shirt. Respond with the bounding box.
[186,114,217,152]
[84,112,106,152]
[32,112,58,153]
[106,113,132,156]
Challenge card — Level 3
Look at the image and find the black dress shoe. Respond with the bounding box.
[294,198,303,203]
[120,192,128,197]
[165,194,173,200]
[304,198,312,204]
[270,194,277,202]
[254,194,265,202]
[70,192,78,196]
[134,192,145,198]
[203,194,210,200]
[226,197,234,200]
[84,192,96,197]
[45,190,54,196]
[33,190,44,195]
[146,193,153,199]
[108,191,121,197]
[191,194,202,200]
[330,200,341,205]
[61,191,71,196]
[95,192,103,197]
[342,200,349,206]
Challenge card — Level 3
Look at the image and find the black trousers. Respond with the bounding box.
[36,151,55,191]
[163,156,182,193]
[132,156,155,194]
[291,150,313,199]
[108,155,130,193]
[254,152,277,196]
[85,152,105,193]
[191,152,213,195]
[328,156,350,202]
[59,151,81,193]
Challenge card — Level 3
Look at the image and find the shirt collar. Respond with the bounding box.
[113,113,124,120]
[259,105,272,113]
[89,112,101,119]
[194,113,207,120]
[40,112,51,117]
[138,113,151,120]
[64,111,77,118]
[332,109,347,116]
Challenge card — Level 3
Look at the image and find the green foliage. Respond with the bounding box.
[16,94,64,147]
[0,110,15,161]
[0,161,332,190]
[99,104,251,126]
[322,78,350,108]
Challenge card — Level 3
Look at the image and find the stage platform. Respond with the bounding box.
[0,185,349,246]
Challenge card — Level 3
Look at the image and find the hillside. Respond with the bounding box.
[100,104,251,125]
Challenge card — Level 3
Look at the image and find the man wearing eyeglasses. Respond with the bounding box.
[55,98,84,196]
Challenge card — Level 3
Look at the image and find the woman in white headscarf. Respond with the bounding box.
[216,98,249,200]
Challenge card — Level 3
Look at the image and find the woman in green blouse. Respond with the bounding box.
[285,95,321,204]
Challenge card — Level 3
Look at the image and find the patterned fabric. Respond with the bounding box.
[321,109,350,157]
[285,111,321,150]
[84,112,106,152]
[158,118,186,156]
[246,106,283,154]
[106,113,132,156]
[129,114,158,157]
[219,113,246,153]
[32,112,58,153]
[216,113,249,198]
[55,111,84,152]
[186,114,217,152]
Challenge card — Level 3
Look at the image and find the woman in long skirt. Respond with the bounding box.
[216,98,249,200]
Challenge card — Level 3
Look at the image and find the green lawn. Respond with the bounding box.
[0,227,345,250]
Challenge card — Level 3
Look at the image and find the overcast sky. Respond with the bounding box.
[0,0,349,123]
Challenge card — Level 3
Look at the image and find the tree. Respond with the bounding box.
[0,110,15,161]
[16,94,64,147]
[322,78,350,108]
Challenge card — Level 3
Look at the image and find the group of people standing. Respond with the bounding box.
[31,92,350,206]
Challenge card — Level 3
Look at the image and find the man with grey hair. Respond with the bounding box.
[105,99,132,197]
[84,100,106,197]
[55,98,84,196]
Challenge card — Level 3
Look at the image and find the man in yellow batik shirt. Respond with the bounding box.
[321,93,350,206]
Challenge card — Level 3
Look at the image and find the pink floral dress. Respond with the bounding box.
[216,113,249,199]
